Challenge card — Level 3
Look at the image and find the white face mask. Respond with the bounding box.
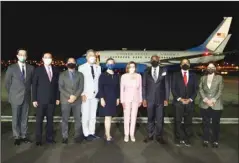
[17,56,26,63]
[43,58,52,65]
[129,68,135,74]
[88,57,96,64]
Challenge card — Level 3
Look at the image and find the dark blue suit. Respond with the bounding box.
[171,71,198,141]
[142,67,170,138]
[32,66,60,142]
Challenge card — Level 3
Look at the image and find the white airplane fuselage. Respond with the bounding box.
[98,50,225,65]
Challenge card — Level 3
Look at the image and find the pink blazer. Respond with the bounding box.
[120,73,142,104]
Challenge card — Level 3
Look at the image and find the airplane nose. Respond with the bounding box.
[77,57,87,65]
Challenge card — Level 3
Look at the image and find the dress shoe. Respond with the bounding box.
[124,135,129,142]
[175,140,185,147]
[36,142,42,146]
[47,140,56,144]
[62,138,68,144]
[85,136,93,141]
[143,136,153,143]
[156,137,167,144]
[212,142,219,148]
[184,140,191,147]
[14,139,21,146]
[21,138,32,143]
[105,137,114,144]
[203,141,209,148]
[89,135,100,140]
[75,136,84,143]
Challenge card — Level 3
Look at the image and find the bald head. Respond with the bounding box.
[151,55,160,67]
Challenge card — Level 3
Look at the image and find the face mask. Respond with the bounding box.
[182,64,190,70]
[129,68,135,74]
[43,58,52,65]
[17,56,26,63]
[151,60,159,67]
[67,63,76,69]
[88,57,96,64]
[106,64,115,70]
[207,68,215,74]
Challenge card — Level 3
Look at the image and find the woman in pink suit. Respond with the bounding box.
[120,61,142,142]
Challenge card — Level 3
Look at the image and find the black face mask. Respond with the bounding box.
[151,60,159,67]
[182,64,190,70]
[207,69,215,74]
[67,63,76,69]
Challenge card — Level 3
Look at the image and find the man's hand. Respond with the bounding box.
[81,95,87,102]
[164,100,168,106]
[56,100,60,105]
[33,101,38,108]
[143,100,147,108]
[180,98,189,105]
[68,99,73,103]
[116,99,120,106]
[101,98,106,107]
[70,95,77,102]
[179,98,186,104]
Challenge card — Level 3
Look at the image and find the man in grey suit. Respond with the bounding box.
[59,58,84,144]
[199,62,224,148]
[5,49,34,145]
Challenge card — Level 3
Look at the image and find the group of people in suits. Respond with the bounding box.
[5,48,224,148]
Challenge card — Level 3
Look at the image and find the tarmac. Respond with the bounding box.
[1,123,238,163]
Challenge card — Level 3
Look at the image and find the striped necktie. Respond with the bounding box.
[153,68,157,82]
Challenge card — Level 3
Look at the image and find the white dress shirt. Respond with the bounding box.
[207,73,214,89]
[18,61,26,78]
[151,66,159,80]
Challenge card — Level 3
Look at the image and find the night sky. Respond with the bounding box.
[1,1,239,61]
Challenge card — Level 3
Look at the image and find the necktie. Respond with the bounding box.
[153,68,157,82]
[22,65,25,80]
[70,71,75,81]
[183,72,187,86]
[91,65,95,79]
[47,66,52,81]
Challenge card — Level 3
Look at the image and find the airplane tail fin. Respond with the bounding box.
[214,34,232,53]
[188,17,232,52]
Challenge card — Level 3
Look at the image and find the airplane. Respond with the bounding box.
[77,17,234,73]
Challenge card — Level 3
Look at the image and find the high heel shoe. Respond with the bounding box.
[124,135,129,142]
[130,135,136,142]
[105,136,113,143]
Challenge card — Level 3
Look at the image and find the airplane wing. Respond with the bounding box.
[211,50,239,56]
[155,50,238,66]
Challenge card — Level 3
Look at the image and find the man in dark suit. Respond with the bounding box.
[59,58,84,144]
[5,48,34,145]
[32,53,60,146]
[171,58,198,147]
[142,55,170,144]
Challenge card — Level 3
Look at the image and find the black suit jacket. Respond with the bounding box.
[171,70,198,103]
[142,67,170,104]
[32,66,60,105]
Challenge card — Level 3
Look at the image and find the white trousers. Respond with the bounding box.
[81,98,98,137]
